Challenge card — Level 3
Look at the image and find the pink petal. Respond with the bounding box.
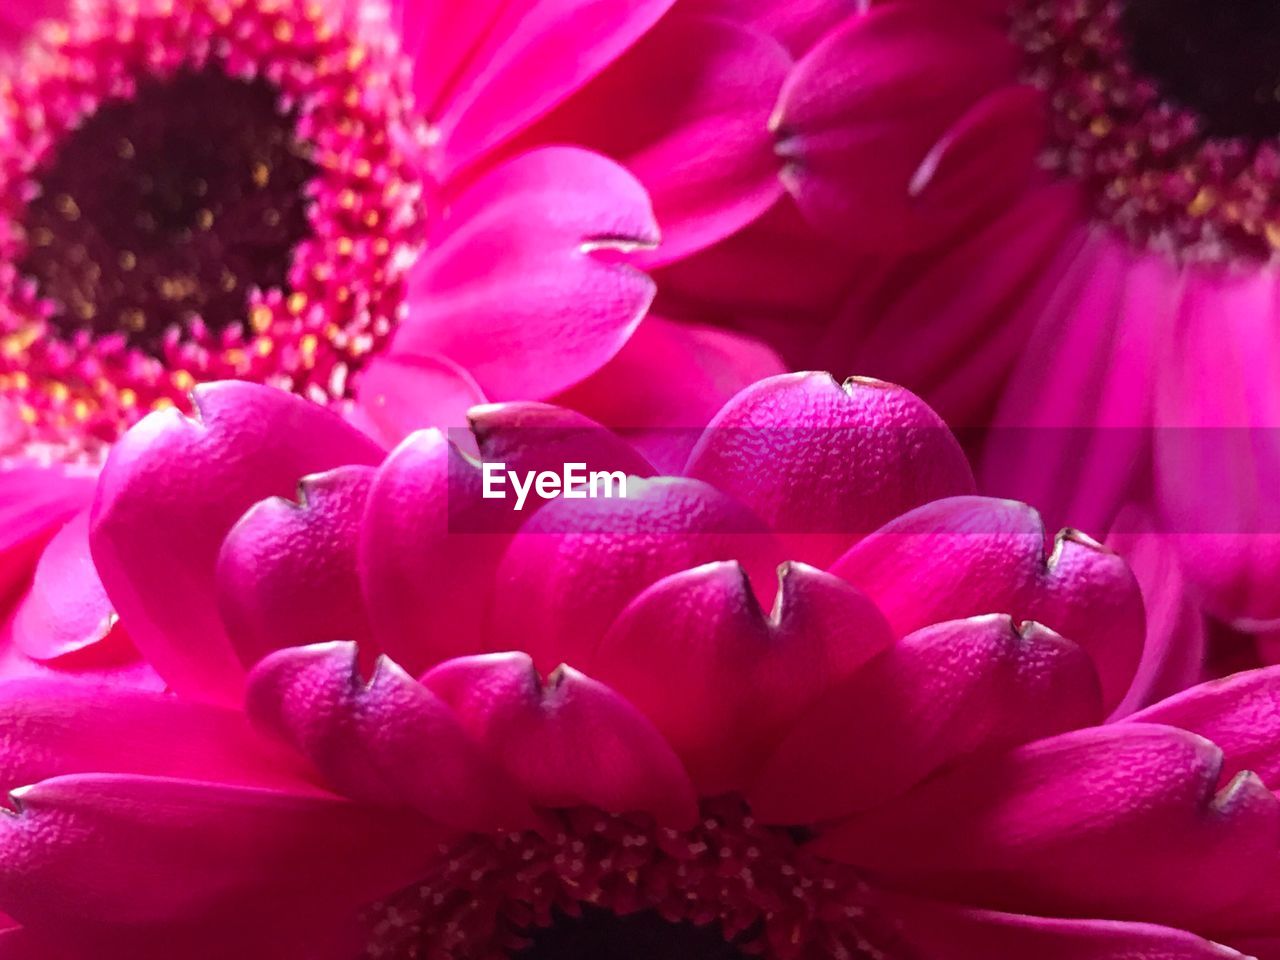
[359,430,512,675]
[423,652,697,825]
[246,642,535,830]
[591,561,892,793]
[1153,269,1280,624]
[397,0,676,176]
[979,238,1170,536]
[0,774,443,929]
[490,476,778,671]
[397,147,658,401]
[821,180,1087,427]
[10,510,115,662]
[469,401,657,485]
[686,0,859,56]
[89,382,384,703]
[526,14,790,265]
[1130,667,1280,788]
[750,615,1102,824]
[0,466,93,607]
[831,496,1146,712]
[0,677,310,794]
[684,372,975,567]
[1107,508,1208,716]
[555,316,784,472]
[815,724,1280,929]
[349,353,486,448]
[884,893,1250,960]
[774,2,1021,251]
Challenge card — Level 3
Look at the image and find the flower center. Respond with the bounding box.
[18,68,315,357]
[363,798,906,960]
[1014,0,1280,262]
[1122,0,1280,140]
[0,0,426,459]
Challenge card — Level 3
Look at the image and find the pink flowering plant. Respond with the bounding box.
[0,373,1277,959]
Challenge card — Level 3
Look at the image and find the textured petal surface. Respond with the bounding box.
[396,0,676,175]
[217,466,375,670]
[398,148,658,401]
[359,430,511,674]
[424,653,697,825]
[831,497,1146,711]
[815,725,1280,929]
[592,561,892,793]
[490,477,777,670]
[246,642,534,830]
[89,382,384,702]
[0,774,442,929]
[685,373,975,566]
[751,615,1102,824]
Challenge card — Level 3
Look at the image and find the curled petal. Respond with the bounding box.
[750,615,1102,824]
[246,642,534,830]
[815,724,1280,930]
[89,382,383,702]
[424,652,697,825]
[397,147,658,401]
[217,466,376,670]
[349,353,486,448]
[0,466,92,606]
[593,561,892,793]
[831,496,1145,712]
[491,476,779,670]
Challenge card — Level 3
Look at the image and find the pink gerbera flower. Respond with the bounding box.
[0,373,1274,958]
[0,0,794,675]
[770,0,1280,634]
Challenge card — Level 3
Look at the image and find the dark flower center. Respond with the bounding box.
[515,907,749,960]
[363,799,906,960]
[1122,0,1280,139]
[18,68,315,358]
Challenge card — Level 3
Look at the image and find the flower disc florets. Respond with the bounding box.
[365,798,904,960]
[1016,0,1280,262]
[0,0,426,458]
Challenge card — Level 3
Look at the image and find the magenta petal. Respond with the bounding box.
[0,677,310,794]
[750,615,1102,824]
[359,430,510,674]
[685,372,975,567]
[1130,667,1280,788]
[885,893,1250,960]
[529,14,789,265]
[0,773,443,929]
[491,476,778,671]
[775,3,1020,251]
[687,0,859,56]
[401,0,676,176]
[398,147,658,401]
[89,382,384,703]
[1107,509,1207,716]
[423,652,697,825]
[0,466,93,606]
[11,510,114,661]
[350,353,486,448]
[216,465,375,670]
[815,724,1280,929]
[831,497,1146,712]
[246,642,535,830]
[555,315,785,472]
[592,561,892,793]
[0,0,65,52]
[469,401,657,484]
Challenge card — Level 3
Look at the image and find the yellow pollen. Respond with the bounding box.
[151,397,175,411]
[336,237,354,257]
[48,382,70,403]
[1266,222,1280,249]
[1188,188,1216,218]
[196,208,214,230]
[56,194,80,221]
[12,372,30,390]
[255,337,274,357]
[272,20,293,42]
[19,405,37,425]
[119,388,138,408]
[252,162,270,188]
[287,292,308,313]
[171,370,196,391]
[119,251,137,271]
[250,304,273,333]
[1088,115,1112,138]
